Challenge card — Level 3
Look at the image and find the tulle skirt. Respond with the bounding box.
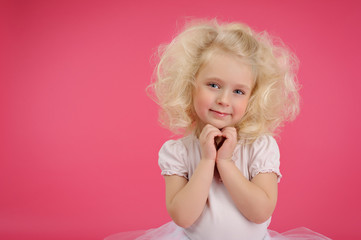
[104,221,332,240]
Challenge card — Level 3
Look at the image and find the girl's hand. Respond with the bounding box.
[199,124,222,161]
[217,127,237,162]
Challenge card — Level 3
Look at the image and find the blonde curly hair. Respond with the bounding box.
[148,19,300,142]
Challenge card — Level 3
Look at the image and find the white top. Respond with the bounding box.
[158,134,282,240]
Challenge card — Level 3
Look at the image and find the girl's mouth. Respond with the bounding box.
[210,109,230,117]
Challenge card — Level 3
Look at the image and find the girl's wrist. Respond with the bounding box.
[198,158,217,174]
[200,157,217,164]
[216,158,234,169]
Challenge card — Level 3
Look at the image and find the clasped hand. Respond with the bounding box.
[199,124,237,163]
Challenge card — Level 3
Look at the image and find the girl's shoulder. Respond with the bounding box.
[158,134,199,179]
[239,135,282,181]
[160,134,198,155]
[242,134,279,152]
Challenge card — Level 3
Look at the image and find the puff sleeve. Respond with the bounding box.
[248,135,282,182]
[158,139,189,180]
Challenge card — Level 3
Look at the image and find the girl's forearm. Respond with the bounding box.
[168,160,215,228]
[216,160,276,224]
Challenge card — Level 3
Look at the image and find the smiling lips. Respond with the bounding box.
[210,109,231,117]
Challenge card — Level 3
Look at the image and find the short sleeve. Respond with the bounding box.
[158,139,188,179]
[248,135,282,182]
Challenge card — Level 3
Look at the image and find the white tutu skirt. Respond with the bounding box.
[104,221,332,240]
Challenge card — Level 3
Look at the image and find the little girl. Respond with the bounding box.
[105,19,331,240]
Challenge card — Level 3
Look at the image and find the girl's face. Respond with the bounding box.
[193,52,253,130]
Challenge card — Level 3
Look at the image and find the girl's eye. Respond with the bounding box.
[208,83,220,89]
[234,89,245,95]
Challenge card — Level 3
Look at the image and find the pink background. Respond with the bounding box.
[1,1,361,239]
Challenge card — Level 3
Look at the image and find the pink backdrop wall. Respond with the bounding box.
[1,1,360,239]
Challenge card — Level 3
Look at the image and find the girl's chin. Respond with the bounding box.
[197,119,236,130]
[207,122,233,130]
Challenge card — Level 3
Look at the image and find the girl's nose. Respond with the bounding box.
[216,91,230,106]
